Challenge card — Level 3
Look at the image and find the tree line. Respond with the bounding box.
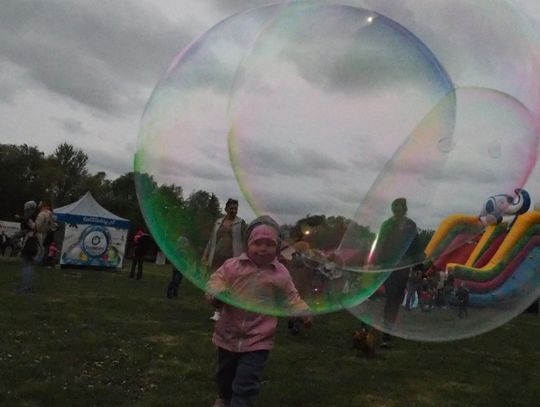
[0,143,221,233]
[0,143,433,258]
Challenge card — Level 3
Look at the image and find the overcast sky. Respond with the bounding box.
[2,0,540,229]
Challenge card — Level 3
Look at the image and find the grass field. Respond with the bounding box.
[1,257,539,407]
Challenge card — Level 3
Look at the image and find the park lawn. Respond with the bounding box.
[0,257,539,407]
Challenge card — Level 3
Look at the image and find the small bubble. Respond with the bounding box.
[438,137,455,153]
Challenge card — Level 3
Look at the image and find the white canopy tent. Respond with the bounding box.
[54,192,130,268]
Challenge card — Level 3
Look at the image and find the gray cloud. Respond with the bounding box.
[0,0,192,114]
[145,153,234,185]
[1,0,538,231]
[234,143,350,180]
[54,118,88,135]
[0,82,16,104]
[210,0,276,13]
[86,147,133,179]
[248,187,340,223]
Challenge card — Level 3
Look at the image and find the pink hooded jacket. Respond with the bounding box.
[207,253,309,353]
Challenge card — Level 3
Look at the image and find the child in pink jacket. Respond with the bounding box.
[207,217,311,407]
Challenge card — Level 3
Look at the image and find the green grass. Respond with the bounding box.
[0,257,539,406]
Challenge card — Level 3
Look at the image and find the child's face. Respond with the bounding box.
[248,238,277,266]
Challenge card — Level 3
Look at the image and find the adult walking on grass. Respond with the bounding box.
[167,266,183,299]
[202,199,246,321]
[166,236,193,299]
[19,200,57,293]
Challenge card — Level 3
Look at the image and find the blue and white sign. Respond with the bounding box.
[61,224,127,268]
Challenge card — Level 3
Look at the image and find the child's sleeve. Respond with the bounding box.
[205,262,232,307]
[206,265,229,294]
[280,267,309,314]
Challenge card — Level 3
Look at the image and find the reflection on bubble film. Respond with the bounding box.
[136,1,540,339]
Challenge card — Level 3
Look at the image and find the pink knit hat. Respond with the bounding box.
[248,224,278,246]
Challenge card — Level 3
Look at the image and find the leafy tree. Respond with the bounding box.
[185,191,222,251]
[106,172,147,232]
[52,143,89,205]
[289,214,374,253]
[80,171,112,202]
[0,144,45,219]
[40,157,65,203]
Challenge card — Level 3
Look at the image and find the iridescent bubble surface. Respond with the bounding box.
[347,87,540,341]
[136,1,540,334]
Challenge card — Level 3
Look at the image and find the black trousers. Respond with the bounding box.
[383,269,409,332]
[216,348,269,407]
[129,256,143,279]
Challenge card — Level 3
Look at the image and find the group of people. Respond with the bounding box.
[10,193,469,406]
[200,196,434,406]
[404,264,469,316]
[368,198,474,348]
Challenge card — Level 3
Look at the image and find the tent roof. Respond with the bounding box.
[54,191,129,222]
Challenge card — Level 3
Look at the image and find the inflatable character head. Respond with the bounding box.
[479,188,531,226]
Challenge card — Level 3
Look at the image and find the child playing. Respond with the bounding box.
[206,217,312,407]
[46,242,59,268]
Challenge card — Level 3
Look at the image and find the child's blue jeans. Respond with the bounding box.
[20,256,33,291]
[216,347,269,407]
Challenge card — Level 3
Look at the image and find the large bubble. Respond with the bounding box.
[325,0,540,122]
[339,0,540,341]
[347,86,540,341]
[136,2,453,316]
[136,0,540,336]
[229,3,454,227]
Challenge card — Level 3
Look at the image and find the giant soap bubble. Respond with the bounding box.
[324,0,540,123]
[347,86,540,341]
[136,2,454,316]
[136,0,540,335]
[340,0,540,341]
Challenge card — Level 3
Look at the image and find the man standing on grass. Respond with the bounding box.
[130,229,152,280]
[368,198,424,348]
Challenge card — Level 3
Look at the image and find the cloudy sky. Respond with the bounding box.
[2,0,540,229]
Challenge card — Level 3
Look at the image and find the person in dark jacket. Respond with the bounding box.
[129,229,152,280]
[368,198,424,348]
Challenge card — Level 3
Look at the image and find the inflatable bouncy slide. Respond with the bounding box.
[425,194,540,309]
[348,190,539,342]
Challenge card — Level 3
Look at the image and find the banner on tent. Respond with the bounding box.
[55,213,130,229]
[60,224,128,268]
